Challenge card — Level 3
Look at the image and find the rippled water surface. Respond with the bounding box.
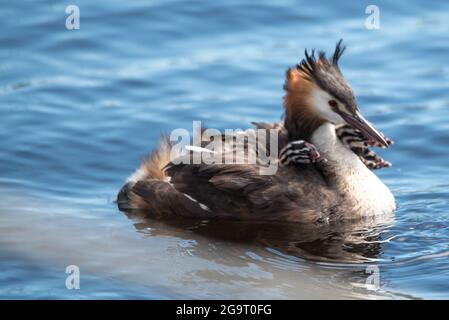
[1,0,449,299]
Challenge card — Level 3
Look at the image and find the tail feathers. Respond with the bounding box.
[127,135,174,184]
[117,179,211,218]
[118,134,173,213]
[117,182,136,211]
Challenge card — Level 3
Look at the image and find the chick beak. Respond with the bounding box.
[339,111,389,148]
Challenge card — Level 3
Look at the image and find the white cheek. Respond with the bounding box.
[312,89,345,125]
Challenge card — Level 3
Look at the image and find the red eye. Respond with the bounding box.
[328,100,338,108]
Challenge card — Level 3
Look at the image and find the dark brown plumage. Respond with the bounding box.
[117,123,347,223]
[117,40,395,223]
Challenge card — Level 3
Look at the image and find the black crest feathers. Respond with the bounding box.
[295,39,346,80]
[332,39,346,66]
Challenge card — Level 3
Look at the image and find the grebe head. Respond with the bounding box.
[284,40,388,147]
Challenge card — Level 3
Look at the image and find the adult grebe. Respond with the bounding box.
[117,40,396,223]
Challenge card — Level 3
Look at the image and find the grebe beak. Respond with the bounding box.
[340,111,389,148]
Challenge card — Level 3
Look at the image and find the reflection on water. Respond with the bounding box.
[126,211,395,264]
[0,192,390,299]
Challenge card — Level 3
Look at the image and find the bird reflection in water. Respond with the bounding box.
[124,211,395,264]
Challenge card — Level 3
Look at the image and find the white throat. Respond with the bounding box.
[311,122,396,217]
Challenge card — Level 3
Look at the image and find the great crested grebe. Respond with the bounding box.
[117,40,396,223]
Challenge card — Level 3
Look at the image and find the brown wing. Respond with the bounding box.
[118,122,338,222]
[165,159,338,222]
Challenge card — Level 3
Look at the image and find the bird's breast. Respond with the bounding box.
[311,123,396,217]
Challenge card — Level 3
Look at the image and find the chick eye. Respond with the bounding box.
[328,100,338,108]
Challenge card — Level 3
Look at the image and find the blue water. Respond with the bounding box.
[1,0,449,299]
